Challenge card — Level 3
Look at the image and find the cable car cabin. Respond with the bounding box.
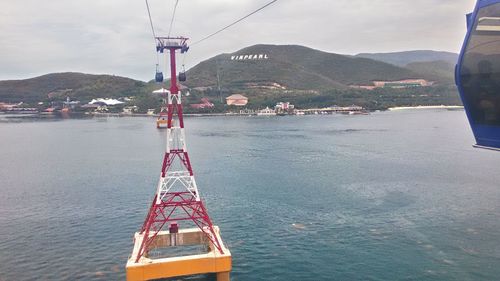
[179,72,186,82]
[457,0,500,150]
[155,72,164,83]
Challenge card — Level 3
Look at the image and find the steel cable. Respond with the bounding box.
[191,0,279,46]
[168,0,180,38]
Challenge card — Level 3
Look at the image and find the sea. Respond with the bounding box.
[0,109,499,281]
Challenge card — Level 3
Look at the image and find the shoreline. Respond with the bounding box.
[388,105,463,111]
[1,106,466,120]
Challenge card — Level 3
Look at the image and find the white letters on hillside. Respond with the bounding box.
[230,54,269,61]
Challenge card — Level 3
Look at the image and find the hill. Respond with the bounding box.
[0,72,147,103]
[405,60,455,83]
[0,45,461,110]
[355,50,458,67]
[182,45,460,110]
[185,44,423,90]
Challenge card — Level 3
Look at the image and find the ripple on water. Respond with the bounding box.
[1,112,500,280]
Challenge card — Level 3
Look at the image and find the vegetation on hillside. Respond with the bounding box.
[186,44,425,89]
[0,72,148,103]
[186,84,461,112]
[0,45,462,112]
[405,60,455,83]
[355,50,458,67]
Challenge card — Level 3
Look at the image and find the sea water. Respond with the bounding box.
[0,110,499,280]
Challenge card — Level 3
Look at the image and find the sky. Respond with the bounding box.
[0,0,476,81]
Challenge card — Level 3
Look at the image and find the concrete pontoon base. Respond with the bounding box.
[126,226,232,281]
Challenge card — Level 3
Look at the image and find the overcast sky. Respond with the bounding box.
[0,0,476,81]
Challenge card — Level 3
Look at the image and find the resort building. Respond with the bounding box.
[351,79,433,90]
[122,106,138,114]
[81,104,100,110]
[63,97,80,109]
[275,102,295,114]
[275,102,294,111]
[0,102,21,110]
[89,98,124,106]
[257,107,276,116]
[372,79,433,88]
[226,94,248,106]
[190,98,215,109]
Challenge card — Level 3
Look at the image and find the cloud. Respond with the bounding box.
[0,0,476,81]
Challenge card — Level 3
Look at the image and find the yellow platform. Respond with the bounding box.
[156,118,168,129]
[126,226,232,281]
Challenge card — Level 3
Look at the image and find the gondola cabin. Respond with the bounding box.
[457,0,500,150]
[155,63,164,83]
[179,72,186,82]
[155,71,163,83]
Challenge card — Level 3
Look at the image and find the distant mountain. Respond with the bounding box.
[185,44,422,90]
[0,72,147,103]
[355,50,458,67]
[405,60,456,83]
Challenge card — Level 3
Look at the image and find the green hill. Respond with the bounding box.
[0,45,461,110]
[186,44,424,90]
[0,72,147,103]
[405,60,455,83]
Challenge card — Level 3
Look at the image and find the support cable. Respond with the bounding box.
[191,0,279,46]
[168,0,180,38]
[145,0,160,64]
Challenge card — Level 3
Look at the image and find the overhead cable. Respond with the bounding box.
[191,0,279,46]
[168,0,180,37]
[145,0,160,63]
[145,0,157,40]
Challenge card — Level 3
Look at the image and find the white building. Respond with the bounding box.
[257,107,277,116]
[275,102,294,111]
[89,98,124,106]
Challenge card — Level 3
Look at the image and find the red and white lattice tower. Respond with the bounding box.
[134,37,223,263]
[157,97,168,126]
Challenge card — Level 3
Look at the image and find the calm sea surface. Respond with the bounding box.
[0,110,499,281]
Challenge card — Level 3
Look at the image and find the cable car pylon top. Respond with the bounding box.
[155,36,189,53]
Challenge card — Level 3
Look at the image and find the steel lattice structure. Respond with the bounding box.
[134,38,223,263]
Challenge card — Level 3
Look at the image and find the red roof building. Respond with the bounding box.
[226,94,248,106]
[190,98,214,109]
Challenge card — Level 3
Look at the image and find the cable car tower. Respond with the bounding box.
[126,37,231,281]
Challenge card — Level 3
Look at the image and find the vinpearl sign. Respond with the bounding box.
[230,54,269,61]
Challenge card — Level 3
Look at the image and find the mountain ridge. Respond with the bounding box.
[0,45,458,105]
[0,72,146,103]
[355,50,458,67]
[185,44,432,91]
